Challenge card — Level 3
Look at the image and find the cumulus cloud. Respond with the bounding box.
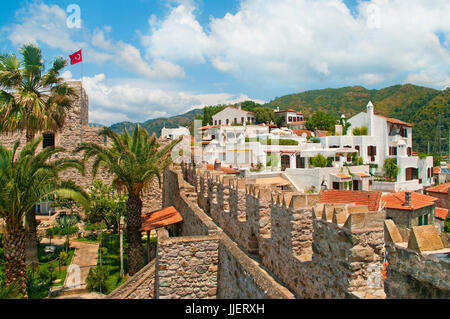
[142,0,450,88]
[3,2,184,80]
[63,72,265,125]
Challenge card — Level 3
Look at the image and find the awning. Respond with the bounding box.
[352,172,371,180]
[140,206,183,232]
[254,177,291,186]
[331,173,352,182]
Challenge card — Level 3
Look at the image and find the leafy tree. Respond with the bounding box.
[0,137,88,296]
[202,105,226,126]
[86,180,127,233]
[0,44,77,264]
[75,125,181,275]
[253,106,277,124]
[86,265,108,294]
[384,158,400,180]
[305,112,338,132]
[310,154,328,168]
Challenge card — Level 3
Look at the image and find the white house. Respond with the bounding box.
[274,108,304,127]
[321,101,434,192]
[161,126,190,140]
[212,106,255,126]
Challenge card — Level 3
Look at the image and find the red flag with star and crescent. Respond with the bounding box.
[69,49,83,65]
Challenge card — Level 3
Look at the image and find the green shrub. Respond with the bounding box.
[86,266,109,293]
[46,225,79,236]
[352,127,361,136]
[59,251,69,266]
[360,126,368,135]
[308,138,320,143]
[384,158,399,180]
[326,157,334,167]
[310,154,327,168]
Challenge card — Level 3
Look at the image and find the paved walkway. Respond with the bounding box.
[41,238,99,298]
[64,240,99,289]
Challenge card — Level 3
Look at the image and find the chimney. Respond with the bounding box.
[404,191,411,207]
[214,158,221,170]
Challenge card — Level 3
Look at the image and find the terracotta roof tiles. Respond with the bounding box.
[140,206,183,231]
[381,191,437,211]
[426,182,450,194]
[319,190,382,211]
[435,207,448,220]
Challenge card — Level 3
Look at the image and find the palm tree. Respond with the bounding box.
[0,43,77,263]
[0,137,88,297]
[75,125,181,275]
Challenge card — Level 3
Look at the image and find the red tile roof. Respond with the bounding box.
[435,207,448,220]
[280,150,297,153]
[381,191,437,211]
[275,109,298,113]
[375,114,413,127]
[319,190,382,211]
[355,172,371,177]
[426,182,450,194]
[288,121,306,125]
[433,165,450,175]
[140,206,183,231]
[292,129,313,137]
[336,173,352,179]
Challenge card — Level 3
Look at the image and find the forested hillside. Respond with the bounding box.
[107,84,449,153]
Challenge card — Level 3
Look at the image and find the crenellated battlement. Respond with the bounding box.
[171,161,450,299]
[175,162,390,298]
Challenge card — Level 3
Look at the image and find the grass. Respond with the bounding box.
[0,232,75,299]
[83,232,129,295]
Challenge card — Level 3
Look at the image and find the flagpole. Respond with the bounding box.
[80,48,83,144]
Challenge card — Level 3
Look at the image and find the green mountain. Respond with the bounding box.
[264,84,449,153]
[108,84,449,153]
[109,108,203,136]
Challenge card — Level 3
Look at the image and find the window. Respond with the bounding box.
[234,118,237,124]
[400,127,408,138]
[424,214,428,225]
[219,120,222,125]
[332,182,340,190]
[281,155,290,171]
[407,147,412,156]
[288,116,292,122]
[226,119,229,125]
[367,145,377,156]
[389,147,397,156]
[296,155,305,168]
[355,145,360,155]
[241,117,244,123]
[214,120,217,125]
[43,133,55,148]
[418,216,423,226]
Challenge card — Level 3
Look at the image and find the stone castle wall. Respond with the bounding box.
[182,162,387,299]
[0,81,163,215]
[384,241,450,298]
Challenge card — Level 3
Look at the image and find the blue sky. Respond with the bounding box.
[0,0,449,125]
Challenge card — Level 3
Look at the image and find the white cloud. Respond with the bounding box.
[141,0,450,88]
[3,2,184,80]
[63,72,264,125]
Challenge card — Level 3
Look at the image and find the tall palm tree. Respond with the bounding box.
[0,44,77,263]
[0,137,88,297]
[75,125,181,275]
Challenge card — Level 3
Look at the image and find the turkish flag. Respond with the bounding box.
[69,49,82,65]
